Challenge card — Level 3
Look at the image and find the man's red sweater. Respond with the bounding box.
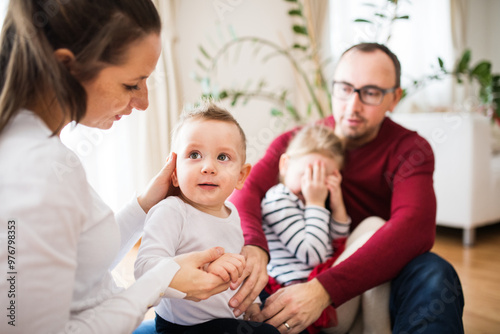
[229,116,436,307]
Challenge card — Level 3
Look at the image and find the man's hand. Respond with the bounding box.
[254,279,332,334]
[243,303,262,321]
[206,253,246,284]
[229,245,269,317]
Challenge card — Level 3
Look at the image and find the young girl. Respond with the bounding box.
[261,124,350,332]
[262,124,350,286]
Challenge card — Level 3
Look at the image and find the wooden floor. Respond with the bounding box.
[116,223,500,333]
[431,223,500,333]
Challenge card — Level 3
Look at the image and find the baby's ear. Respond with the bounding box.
[172,168,179,187]
[235,163,252,190]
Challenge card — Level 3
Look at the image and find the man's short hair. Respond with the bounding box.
[342,43,401,88]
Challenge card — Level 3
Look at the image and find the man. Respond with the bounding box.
[229,43,464,334]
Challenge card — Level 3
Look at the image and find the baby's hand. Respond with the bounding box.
[206,253,246,283]
[243,303,261,321]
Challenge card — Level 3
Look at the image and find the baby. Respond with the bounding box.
[134,102,278,334]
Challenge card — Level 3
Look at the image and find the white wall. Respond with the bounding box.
[466,0,500,72]
[174,0,301,164]
[0,0,8,30]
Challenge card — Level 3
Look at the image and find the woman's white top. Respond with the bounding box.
[135,196,257,326]
[0,110,181,334]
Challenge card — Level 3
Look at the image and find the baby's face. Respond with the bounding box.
[173,119,249,214]
[281,153,340,202]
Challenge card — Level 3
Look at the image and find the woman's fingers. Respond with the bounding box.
[137,152,178,213]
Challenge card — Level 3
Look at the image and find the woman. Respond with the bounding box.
[0,1,238,333]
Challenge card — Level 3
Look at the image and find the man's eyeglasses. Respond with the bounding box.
[331,81,397,106]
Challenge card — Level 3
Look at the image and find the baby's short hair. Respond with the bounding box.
[286,124,344,168]
[171,100,247,160]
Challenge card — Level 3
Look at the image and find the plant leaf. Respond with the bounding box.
[218,90,228,99]
[271,108,284,117]
[354,19,373,23]
[396,15,410,20]
[293,43,308,51]
[471,61,491,83]
[231,92,242,106]
[285,101,300,121]
[456,49,471,74]
[288,9,302,16]
[199,45,211,59]
[292,25,308,35]
[438,57,445,70]
[401,88,407,100]
[280,90,288,101]
[196,59,208,71]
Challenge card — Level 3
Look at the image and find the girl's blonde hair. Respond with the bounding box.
[286,124,344,168]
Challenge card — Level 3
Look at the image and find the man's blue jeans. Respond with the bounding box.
[390,252,465,333]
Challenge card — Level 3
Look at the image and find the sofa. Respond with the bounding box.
[390,111,500,246]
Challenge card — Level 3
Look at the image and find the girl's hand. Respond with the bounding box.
[137,152,177,213]
[206,253,246,284]
[301,160,328,207]
[326,170,348,223]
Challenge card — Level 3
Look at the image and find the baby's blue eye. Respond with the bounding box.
[217,154,230,161]
[189,152,201,159]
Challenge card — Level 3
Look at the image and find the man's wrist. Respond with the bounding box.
[308,278,332,309]
[243,244,270,263]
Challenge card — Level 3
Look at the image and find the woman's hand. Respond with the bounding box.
[229,245,269,317]
[171,247,232,301]
[137,152,177,213]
